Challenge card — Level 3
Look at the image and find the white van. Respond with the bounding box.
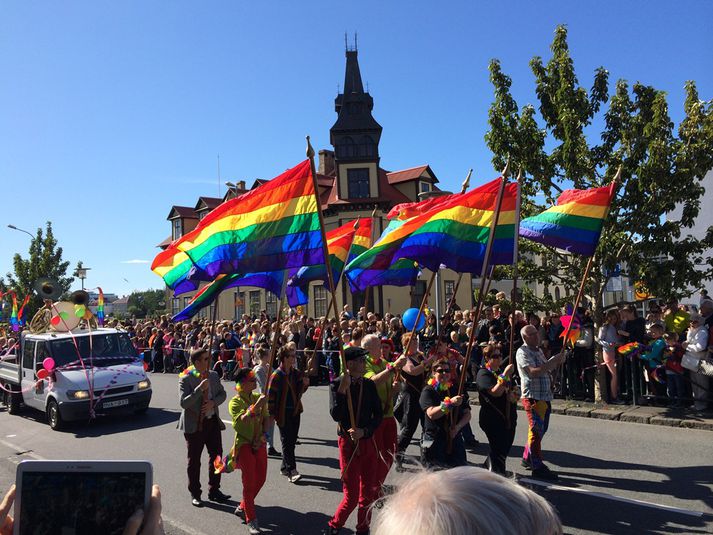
[0,328,152,430]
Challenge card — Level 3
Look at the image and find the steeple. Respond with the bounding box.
[330,40,383,200]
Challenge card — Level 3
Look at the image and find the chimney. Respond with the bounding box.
[318,149,335,176]
[237,180,246,191]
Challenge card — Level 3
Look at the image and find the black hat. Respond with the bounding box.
[344,346,368,362]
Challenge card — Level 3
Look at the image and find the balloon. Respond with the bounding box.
[36,369,49,380]
[43,357,55,371]
[74,305,87,318]
[402,308,426,331]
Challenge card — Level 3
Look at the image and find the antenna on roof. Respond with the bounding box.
[354,32,358,51]
[344,32,348,51]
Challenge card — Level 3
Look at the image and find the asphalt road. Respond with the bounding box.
[0,373,712,535]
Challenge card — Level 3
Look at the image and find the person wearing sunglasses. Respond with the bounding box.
[476,343,517,475]
[419,359,470,469]
[227,368,270,534]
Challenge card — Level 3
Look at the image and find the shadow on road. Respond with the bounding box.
[256,505,332,534]
[70,408,180,438]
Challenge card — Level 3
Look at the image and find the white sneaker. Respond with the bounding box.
[247,519,260,534]
[289,470,302,483]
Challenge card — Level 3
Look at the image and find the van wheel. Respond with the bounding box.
[5,387,21,415]
[46,399,64,431]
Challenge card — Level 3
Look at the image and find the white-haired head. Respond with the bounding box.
[372,467,562,535]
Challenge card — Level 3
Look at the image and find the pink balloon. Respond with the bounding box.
[43,357,55,372]
[37,369,49,380]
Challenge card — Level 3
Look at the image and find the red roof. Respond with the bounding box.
[386,165,435,185]
[156,235,173,249]
[321,167,411,208]
[168,205,197,220]
[195,197,222,211]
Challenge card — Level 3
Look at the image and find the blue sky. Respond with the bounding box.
[1,1,711,296]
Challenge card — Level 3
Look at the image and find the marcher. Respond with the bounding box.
[178,348,231,507]
[267,344,309,483]
[362,334,407,500]
[476,343,518,475]
[229,368,269,535]
[419,358,470,468]
[327,347,383,535]
[516,325,566,480]
[252,346,280,457]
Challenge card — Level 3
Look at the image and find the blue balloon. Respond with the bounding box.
[402,308,426,331]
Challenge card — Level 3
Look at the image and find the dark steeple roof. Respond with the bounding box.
[331,47,382,147]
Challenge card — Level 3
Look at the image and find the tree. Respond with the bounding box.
[486,25,713,320]
[2,222,75,320]
[127,289,166,318]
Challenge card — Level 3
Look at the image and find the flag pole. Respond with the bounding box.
[306,136,356,431]
[363,205,378,315]
[267,271,290,371]
[457,161,510,396]
[406,270,437,351]
[445,169,473,314]
[325,219,360,321]
[506,169,523,365]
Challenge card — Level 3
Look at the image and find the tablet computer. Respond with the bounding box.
[14,460,152,535]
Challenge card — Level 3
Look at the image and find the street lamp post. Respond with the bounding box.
[75,267,91,291]
[7,224,35,239]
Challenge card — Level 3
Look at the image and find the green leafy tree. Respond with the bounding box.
[486,25,713,320]
[2,222,75,320]
[127,289,166,318]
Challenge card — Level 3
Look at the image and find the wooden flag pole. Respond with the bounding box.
[267,271,290,371]
[506,169,523,365]
[363,205,378,315]
[445,169,473,314]
[306,136,356,432]
[406,270,437,350]
[458,162,510,396]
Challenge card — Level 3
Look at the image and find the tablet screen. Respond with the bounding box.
[19,471,146,535]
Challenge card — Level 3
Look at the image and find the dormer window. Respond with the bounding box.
[172,219,183,240]
[347,168,370,198]
[420,181,432,193]
[199,211,208,220]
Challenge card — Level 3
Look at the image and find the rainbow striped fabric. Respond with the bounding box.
[173,272,283,322]
[171,159,323,278]
[347,217,373,264]
[151,246,206,295]
[519,184,615,256]
[345,178,517,292]
[286,219,361,306]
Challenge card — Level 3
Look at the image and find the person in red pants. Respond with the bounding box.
[362,335,407,500]
[227,367,269,535]
[327,346,383,535]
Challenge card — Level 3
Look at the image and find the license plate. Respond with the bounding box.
[102,399,129,409]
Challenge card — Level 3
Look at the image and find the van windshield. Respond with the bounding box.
[48,333,138,368]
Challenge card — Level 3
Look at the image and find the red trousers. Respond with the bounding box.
[237,443,268,522]
[329,436,377,532]
[372,416,397,494]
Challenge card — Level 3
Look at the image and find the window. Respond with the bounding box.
[336,136,355,158]
[199,211,208,220]
[182,296,191,310]
[22,340,36,370]
[359,135,375,157]
[235,291,245,319]
[411,281,426,309]
[420,181,431,193]
[249,291,261,317]
[555,287,561,301]
[347,168,370,199]
[444,280,455,309]
[266,291,278,319]
[171,298,180,317]
[314,285,328,318]
[171,219,183,240]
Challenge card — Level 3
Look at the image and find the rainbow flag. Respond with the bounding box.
[286,219,360,306]
[173,272,283,322]
[347,217,373,264]
[151,246,207,295]
[519,184,615,256]
[9,292,19,332]
[17,295,30,327]
[345,178,517,291]
[169,160,323,279]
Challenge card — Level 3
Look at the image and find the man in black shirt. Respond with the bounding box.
[327,347,383,535]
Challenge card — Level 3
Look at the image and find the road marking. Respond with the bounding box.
[520,477,706,518]
[0,437,211,535]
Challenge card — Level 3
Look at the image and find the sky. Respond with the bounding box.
[1,1,711,297]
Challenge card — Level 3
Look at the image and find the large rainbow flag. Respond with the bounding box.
[170,160,323,278]
[519,184,615,256]
[347,217,373,264]
[151,246,204,295]
[345,178,517,292]
[173,272,283,322]
[286,219,361,307]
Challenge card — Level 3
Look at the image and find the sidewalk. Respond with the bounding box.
[468,397,713,431]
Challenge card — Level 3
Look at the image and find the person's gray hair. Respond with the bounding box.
[520,324,537,341]
[372,467,562,535]
[361,334,381,350]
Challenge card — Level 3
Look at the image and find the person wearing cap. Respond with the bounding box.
[228,368,269,534]
[327,346,384,535]
[683,312,710,413]
[362,335,407,502]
